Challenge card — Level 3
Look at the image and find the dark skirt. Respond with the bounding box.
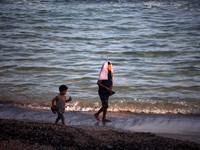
[98,92,109,108]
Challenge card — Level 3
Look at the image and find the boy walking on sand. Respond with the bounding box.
[52,85,72,125]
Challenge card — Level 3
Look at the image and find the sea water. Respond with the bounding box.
[0,0,200,114]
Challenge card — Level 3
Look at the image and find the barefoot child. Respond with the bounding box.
[94,61,115,122]
[52,85,72,125]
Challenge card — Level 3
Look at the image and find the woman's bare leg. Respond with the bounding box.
[102,108,111,122]
[94,107,104,121]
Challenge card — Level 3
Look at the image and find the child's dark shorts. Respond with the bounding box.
[57,113,65,121]
[98,92,109,108]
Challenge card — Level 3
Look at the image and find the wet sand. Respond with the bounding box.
[0,105,200,149]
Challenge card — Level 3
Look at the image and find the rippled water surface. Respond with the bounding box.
[0,0,200,114]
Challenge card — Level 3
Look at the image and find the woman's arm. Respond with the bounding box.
[97,80,112,92]
[110,79,113,91]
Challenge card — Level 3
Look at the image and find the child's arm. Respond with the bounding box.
[52,96,58,109]
[66,96,72,103]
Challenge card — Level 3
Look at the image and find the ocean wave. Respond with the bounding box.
[1,100,199,115]
[1,0,199,117]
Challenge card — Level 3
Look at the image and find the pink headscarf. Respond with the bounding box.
[98,61,113,80]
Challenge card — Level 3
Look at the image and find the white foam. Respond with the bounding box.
[1,99,199,115]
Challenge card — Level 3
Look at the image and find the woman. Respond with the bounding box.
[94,61,115,122]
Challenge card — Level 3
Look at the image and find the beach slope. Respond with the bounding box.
[0,119,200,150]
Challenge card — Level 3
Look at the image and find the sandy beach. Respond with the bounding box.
[0,106,200,149]
[0,119,200,150]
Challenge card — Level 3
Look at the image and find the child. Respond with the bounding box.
[52,85,72,125]
[94,61,115,122]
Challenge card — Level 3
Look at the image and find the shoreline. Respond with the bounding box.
[1,99,200,115]
[0,106,200,145]
[1,101,200,116]
[0,119,200,150]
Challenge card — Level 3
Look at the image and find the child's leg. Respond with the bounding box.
[59,113,65,125]
[55,118,60,124]
[55,113,63,125]
[62,120,65,125]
